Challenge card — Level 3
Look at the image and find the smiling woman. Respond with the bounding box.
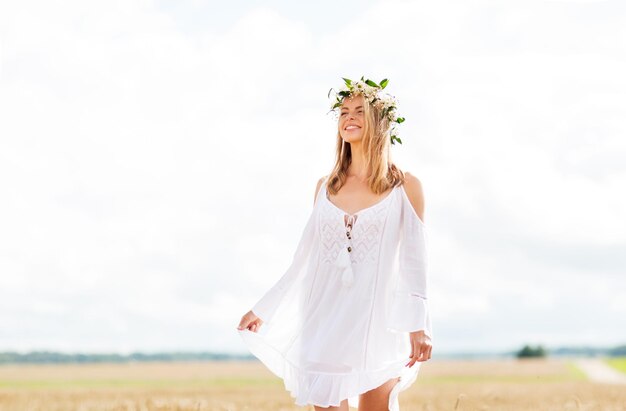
[341,99,364,137]
[237,77,432,411]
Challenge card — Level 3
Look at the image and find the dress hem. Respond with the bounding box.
[238,328,421,410]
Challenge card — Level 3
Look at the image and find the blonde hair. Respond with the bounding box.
[326,92,405,195]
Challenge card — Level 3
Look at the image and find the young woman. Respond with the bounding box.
[237,77,433,411]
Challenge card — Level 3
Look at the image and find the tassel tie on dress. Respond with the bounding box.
[334,214,356,287]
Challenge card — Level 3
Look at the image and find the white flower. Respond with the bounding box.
[328,78,405,144]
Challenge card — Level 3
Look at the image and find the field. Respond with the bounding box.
[605,357,626,374]
[0,358,625,411]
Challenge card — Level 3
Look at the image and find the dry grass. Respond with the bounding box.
[0,358,624,410]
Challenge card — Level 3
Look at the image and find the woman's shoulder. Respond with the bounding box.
[400,171,425,223]
[314,175,328,205]
[401,171,423,192]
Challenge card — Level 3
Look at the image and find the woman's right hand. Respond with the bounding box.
[237,310,264,333]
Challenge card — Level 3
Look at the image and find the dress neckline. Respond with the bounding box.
[324,184,398,217]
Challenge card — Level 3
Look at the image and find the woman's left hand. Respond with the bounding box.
[405,330,432,367]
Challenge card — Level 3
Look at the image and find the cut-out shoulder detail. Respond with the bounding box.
[314,176,326,206]
[401,172,425,224]
[399,185,426,227]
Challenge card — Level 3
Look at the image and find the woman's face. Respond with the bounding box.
[338,94,365,143]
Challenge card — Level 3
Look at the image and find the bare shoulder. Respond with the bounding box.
[314,176,326,205]
[402,171,426,222]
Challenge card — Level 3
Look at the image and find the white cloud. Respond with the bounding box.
[0,0,624,354]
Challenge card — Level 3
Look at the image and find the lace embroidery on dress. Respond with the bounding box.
[319,184,395,266]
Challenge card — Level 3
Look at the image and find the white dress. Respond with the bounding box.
[238,176,433,410]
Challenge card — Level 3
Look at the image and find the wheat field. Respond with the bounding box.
[0,358,624,410]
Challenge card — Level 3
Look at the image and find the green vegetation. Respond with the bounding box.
[608,345,626,357]
[516,345,547,358]
[565,361,589,380]
[604,356,626,374]
[0,351,252,364]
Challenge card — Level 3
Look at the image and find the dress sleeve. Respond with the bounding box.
[250,199,319,325]
[387,188,433,340]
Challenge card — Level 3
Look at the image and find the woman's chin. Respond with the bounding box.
[341,133,363,143]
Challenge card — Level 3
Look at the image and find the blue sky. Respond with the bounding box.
[0,0,624,355]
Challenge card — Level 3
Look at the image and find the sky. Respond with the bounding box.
[0,0,624,356]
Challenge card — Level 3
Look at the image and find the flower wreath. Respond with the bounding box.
[327,76,405,145]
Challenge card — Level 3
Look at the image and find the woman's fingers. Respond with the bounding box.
[417,340,432,362]
[237,311,261,331]
[406,338,418,367]
[417,344,426,362]
[237,317,249,330]
[406,333,433,366]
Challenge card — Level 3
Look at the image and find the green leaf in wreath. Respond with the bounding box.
[396,117,405,123]
[380,78,389,89]
[365,79,379,88]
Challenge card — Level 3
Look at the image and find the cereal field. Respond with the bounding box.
[0,358,624,410]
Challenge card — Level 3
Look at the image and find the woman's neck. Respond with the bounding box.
[347,141,369,180]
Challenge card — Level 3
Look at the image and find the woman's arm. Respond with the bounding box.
[245,178,322,326]
[387,172,433,340]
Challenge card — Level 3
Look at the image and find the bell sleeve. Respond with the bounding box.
[250,203,318,325]
[387,188,433,340]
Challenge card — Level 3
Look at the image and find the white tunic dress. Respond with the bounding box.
[238,176,433,410]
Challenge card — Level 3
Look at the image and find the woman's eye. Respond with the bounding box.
[340,111,362,116]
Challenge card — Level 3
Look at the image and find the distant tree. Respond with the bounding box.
[516,344,547,358]
[0,351,250,364]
